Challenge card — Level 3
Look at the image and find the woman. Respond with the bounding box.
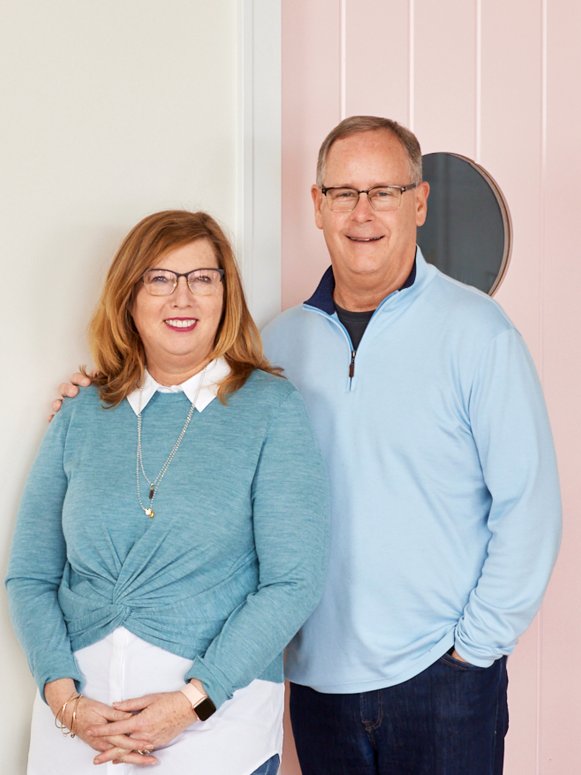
[6,210,328,774]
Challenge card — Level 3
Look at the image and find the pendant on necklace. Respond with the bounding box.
[136,378,202,523]
[146,485,155,517]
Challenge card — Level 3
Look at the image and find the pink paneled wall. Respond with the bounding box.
[280,1,581,773]
[539,0,581,766]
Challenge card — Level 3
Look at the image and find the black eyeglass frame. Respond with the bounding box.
[140,267,225,295]
[320,182,419,210]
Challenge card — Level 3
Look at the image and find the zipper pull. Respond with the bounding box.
[349,350,356,379]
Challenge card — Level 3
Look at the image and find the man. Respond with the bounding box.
[261,116,561,774]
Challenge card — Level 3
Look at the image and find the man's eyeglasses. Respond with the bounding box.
[320,183,418,212]
[140,268,224,296]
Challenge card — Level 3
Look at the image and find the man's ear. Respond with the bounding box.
[312,184,325,230]
[415,181,430,227]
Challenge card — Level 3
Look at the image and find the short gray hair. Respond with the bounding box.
[316,115,422,186]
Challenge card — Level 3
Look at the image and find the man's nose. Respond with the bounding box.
[351,192,375,220]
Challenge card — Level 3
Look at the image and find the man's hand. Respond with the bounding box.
[49,372,92,421]
[450,649,468,663]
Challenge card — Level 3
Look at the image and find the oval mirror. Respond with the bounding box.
[417,152,512,295]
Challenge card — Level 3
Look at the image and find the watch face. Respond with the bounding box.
[195,697,217,721]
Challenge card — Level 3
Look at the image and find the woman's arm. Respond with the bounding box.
[186,389,329,705]
[6,406,155,766]
[5,411,82,694]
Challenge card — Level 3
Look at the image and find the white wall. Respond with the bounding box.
[0,2,282,772]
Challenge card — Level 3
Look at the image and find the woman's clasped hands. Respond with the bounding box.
[89,689,197,766]
[47,677,197,767]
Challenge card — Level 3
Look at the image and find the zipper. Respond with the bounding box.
[348,350,356,380]
[305,290,401,388]
[304,304,357,387]
[303,264,421,389]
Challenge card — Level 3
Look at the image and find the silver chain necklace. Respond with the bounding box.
[135,367,207,518]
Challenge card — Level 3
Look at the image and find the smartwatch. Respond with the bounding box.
[180,681,217,721]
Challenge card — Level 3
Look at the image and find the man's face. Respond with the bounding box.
[312,129,429,303]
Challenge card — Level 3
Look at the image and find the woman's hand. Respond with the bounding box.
[45,678,157,766]
[89,690,196,765]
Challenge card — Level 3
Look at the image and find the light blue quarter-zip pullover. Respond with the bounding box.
[262,247,561,693]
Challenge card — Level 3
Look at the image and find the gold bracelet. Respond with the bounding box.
[54,692,81,736]
[69,693,82,738]
[54,691,76,730]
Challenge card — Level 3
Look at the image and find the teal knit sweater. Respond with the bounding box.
[6,370,329,708]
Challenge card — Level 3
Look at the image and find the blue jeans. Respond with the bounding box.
[290,653,509,774]
[250,753,280,775]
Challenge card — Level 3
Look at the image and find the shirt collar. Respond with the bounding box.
[304,248,418,314]
[126,357,230,416]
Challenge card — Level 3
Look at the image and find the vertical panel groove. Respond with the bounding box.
[539,0,548,375]
[537,2,548,768]
[408,0,415,128]
[340,0,347,118]
[237,0,254,290]
[475,0,482,161]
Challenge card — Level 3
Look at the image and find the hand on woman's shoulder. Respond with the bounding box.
[49,372,92,422]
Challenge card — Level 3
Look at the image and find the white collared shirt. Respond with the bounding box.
[126,357,232,415]
[30,629,283,775]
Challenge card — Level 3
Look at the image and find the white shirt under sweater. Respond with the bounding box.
[28,359,283,775]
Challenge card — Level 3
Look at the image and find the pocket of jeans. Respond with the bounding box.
[268,754,281,774]
[439,652,486,671]
[251,753,280,775]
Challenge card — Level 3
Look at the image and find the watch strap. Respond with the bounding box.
[180,682,216,720]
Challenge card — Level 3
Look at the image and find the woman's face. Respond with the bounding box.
[131,238,224,384]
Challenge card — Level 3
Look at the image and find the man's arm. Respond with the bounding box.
[453,328,561,665]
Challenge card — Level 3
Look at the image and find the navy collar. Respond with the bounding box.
[304,254,417,314]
